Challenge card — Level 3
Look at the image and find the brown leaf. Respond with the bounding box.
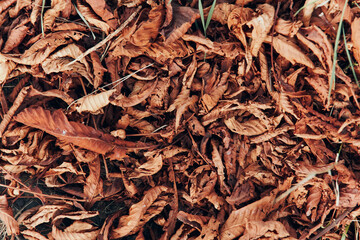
[18,204,71,229]
[224,117,268,136]
[111,80,158,108]
[13,107,148,159]
[131,5,164,47]
[0,0,16,14]
[299,26,333,72]
[301,0,328,26]
[89,52,106,89]
[275,18,302,37]
[42,58,93,85]
[128,146,187,179]
[84,158,103,203]
[52,211,99,240]
[43,0,69,31]
[270,34,315,68]
[211,3,237,25]
[1,31,84,65]
[49,43,90,72]
[22,229,49,240]
[0,195,19,236]
[162,3,199,45]
[0,57,17,84]
[111,186,172,238]
[220,195,275,239]
[2,24,29,53]
[247,4,274,57]
[76,0,110,34]
[75,89,116,114]
[352,17,360,65]
[84,0,117,29]
[220,179,292,240]
[239,221,290,240]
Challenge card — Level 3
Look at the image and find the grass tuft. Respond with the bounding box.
[198,0,217,38]
[342,26,360,87]
[327,0,349,106]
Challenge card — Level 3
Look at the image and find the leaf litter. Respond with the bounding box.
[1,0,360,239]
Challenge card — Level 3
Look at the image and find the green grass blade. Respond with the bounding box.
[341,224,350,240]
[40,0,46,37]
[294,0,322,16]
[198,0,206,34]
[342,26,360,87]
[73,3,96,40]
[205,0,216,30]
[328,0,348,105]
[354,1,360,8]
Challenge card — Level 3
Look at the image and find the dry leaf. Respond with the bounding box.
[352,17,360,65]
[0,195,19,236]
[14,107,149,159]
[269,35,315,68]
[111,186,172,238]
[75,89,116,114]
[247,4,274,57]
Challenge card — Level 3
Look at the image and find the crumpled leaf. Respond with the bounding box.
[76,0,110,34]
[162,3,199,44]
[301,0,328,26]
[0,195,19,236]
[129,146,188,179]
[239,221,290,240]
[220,179,292,240]
[84,0,117,29]
[270,34,314,68]
[18,204,72,229]
[0,57,17,84]
[42,57,93,85]
[0,0,16,14]
[2,23,29,53]
[52,211,100,240]
[131,5,164,47]
[111,186,172,238]
[274,18,302,37]
[75,89,116,114]
[43,0,69,31]
[0,31,84,65]
[211,3,237,25]
[247,4,274,57]
[225,117,268,136]
[111,80,158,107]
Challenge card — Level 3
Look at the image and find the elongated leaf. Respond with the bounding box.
[14,107,149,159]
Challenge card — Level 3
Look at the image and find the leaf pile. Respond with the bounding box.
[1,0,360,239]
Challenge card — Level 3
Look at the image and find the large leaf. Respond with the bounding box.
[13,107,149,159]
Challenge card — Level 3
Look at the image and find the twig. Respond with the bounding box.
[309,207,354,240]
[65,6,141,67]
[0,183,86,202]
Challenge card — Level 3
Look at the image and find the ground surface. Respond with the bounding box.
[1,0,360,239]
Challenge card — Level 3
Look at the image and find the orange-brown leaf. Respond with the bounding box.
[111,186,172,238]
[2,24,29,53]
[131,5,164,47]
[270,35,314,68]
[247,4,274,57]
[75,89,116,114]
[352,17,360,65]
[0,195,19,236]
[84,0,117,29]
[162,3,199,45]
[13,107,146,159]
